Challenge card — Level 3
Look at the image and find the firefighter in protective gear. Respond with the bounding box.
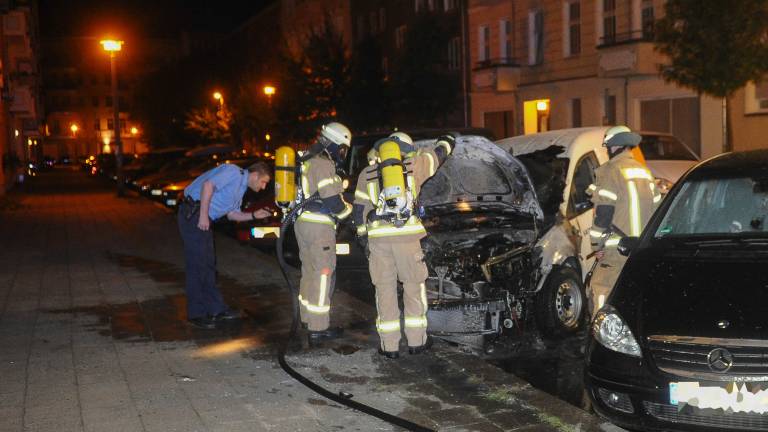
[586,126,661,315]
[353,133,455,358]
[295,122,353,345]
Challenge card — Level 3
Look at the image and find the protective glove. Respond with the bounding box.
[435,134,457,155]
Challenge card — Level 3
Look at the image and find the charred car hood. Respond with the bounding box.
[614,245,768,340]
[419,135,543,229]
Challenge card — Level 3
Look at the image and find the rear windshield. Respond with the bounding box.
[640,135,697,161]
[656,176,768,237]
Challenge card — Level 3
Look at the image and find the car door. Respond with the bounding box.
[566,151,600,280]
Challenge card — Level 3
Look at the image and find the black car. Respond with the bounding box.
[586,150,768,431]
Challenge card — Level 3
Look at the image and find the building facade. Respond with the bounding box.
[468,0,768,158]
[40,36,179,160]
[0,0,43,193]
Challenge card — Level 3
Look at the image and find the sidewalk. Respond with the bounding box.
[0,168,620,432]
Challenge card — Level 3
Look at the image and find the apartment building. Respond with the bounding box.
[468,0,767,157]
[41,36,179,159]
[0,0,43,193]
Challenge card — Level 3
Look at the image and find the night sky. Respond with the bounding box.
[38,0,271,39]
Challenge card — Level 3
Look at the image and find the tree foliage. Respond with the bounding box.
[655,0,768,98]
[184,106,232,141]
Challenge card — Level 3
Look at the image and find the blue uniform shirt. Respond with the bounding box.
[184,164,249,220]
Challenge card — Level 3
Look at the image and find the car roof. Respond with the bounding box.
[495,127,610,159]
[185,143,239,157]
[688,150,768,178]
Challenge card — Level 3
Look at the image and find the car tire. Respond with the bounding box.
[534,266,586,339]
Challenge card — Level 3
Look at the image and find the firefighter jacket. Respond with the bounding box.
[587,150,661,251]
[296,153,352,226]
[352,145,447,243]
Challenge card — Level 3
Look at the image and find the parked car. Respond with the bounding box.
[586,149,768,431]
[125,147,187,187]
[638,131,699,194]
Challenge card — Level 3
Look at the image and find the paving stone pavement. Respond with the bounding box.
[0,168,623,432]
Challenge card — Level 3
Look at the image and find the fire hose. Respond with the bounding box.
[274,198,435,432]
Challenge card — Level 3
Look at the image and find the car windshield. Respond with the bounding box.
[655,175,768,238]
[640,135,697,161]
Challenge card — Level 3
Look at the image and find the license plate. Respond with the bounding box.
[166,199,177,206]
[336,243,350,255]
[670,381,768,414]
[251,227,280,239]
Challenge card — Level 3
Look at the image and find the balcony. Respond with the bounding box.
[597,31,665,78]
[472,58,521,92]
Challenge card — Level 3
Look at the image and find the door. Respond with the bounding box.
[566,151,600,279]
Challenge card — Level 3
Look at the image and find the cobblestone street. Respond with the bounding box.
[0,168,619,432]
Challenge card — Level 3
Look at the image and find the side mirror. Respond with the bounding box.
[617,236,640,257]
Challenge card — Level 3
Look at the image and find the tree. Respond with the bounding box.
[390,13,461,128]
[184,106,232,142]
[342,36,391,132]
[655,0,768,151]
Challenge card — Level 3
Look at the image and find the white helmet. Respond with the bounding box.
[321,122,352,147]
[603,125,641,148]
[389,131,413,146]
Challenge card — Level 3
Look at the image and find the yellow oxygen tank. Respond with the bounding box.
[378,140,405,206]
[275,146,296,208]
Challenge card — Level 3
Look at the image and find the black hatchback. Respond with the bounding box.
[586,150,768,431]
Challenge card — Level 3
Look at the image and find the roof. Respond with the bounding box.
[495,127,611,160]
[689,150,768,178]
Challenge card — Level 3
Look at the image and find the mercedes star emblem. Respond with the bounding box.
[707,348,734,373]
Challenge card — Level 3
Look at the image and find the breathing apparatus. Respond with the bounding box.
[372,133,416,227]
[271,128,434,432]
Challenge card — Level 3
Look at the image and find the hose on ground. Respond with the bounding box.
[274,200,435,432]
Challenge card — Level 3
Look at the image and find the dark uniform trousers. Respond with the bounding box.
[177,201,227,319]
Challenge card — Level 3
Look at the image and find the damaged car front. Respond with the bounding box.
[418,136,587,353]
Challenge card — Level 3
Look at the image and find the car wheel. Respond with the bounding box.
[535,266,586,339]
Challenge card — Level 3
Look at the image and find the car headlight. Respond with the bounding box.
[654,177,674,195]
[592,306,641,357]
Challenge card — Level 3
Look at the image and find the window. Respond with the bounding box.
[602,0,617,45]
[428,0,435,11]
[484,110,514,140]
[478,25,490,62]
[604,94,616,125]
[415,0,425,13]
[379,7,386,31]
[382,56,389,81]
[567,1,581,55]
[499,19,513,62]
[568,152,599,216]
[444,0,456,11]
[528,10,544,65]
[395,25,407,49]
[92,96,99,107]
[120,119,127,132]
[106,96,113,107]
[571,98,582,127]
[641,1,655,40]
[118,96,126,109]
[369,11,378,34]
[94,118,100,131]
[107,118,114,130]
[447,37,461,70]
[745,79,768,114]
[356,16,366,40]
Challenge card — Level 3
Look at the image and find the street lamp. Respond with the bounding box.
[70,123,79,135]
[213,91,224,109]
[101,38,125,196]
[263,85,275,106]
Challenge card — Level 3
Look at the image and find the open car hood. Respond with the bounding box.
[418,136,543,224]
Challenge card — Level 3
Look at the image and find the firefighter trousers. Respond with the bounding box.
[588,249,627,315]
[368,239,429,352]
[295,220,336,331]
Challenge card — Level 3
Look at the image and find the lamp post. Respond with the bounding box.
[101,39,124,196]
[262,85,276,152]
[213,91,224,110]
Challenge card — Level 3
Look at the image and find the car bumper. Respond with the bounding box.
[586,341,768,432]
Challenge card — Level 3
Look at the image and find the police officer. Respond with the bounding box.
[353,132,454,358]
[586,126,661,314]
[295,122,353,345]
[179,161,272,329]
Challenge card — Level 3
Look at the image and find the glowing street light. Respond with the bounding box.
[536,100,549,112]
[130,126,139,135]
[263,85,276,97]
[70,123,79,135]
[101,38,125,196]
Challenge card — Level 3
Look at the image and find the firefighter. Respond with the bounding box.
[295,122,353,345]
[586,126,661,314]
[353,132,454,359]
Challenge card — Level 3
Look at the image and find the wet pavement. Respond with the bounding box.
[0,167,622,431]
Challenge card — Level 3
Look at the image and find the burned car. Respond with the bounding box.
[420,129,614,351]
